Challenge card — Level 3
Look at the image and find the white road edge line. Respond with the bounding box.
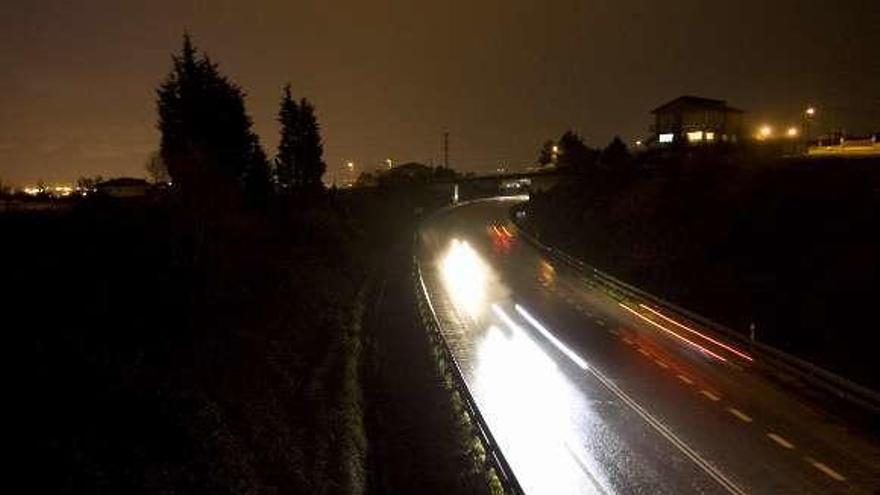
[766,433,794,450]
[513,303,747,495]
[806,457,846,481]
[677,374,695,385]
[655,359,670,369]
[564,441,612,495]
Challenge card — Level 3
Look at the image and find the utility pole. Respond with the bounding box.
[443,130,450,168]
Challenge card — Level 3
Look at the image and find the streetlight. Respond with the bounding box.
[757,125,773,140]
[803,106,817,148]
[786,127,799,138]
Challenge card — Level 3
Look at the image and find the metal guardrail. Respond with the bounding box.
[510,206,880,413]
[412,255,524,495]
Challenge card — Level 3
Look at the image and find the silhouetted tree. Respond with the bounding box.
[355,171,377,188]
[145,151,170,184]
[243,136,271,206]
[376,162,433,186]
[76,175,103,191]
[297,98,326,190]
[602,136,631,167]
[538,139,555,167]
[433,166,459,180]
[557,130,598,173]
[275,83,299,192]
[156,34,268,206]
[0,177,9,197]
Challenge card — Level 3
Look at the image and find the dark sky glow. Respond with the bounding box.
[1,0,878,185]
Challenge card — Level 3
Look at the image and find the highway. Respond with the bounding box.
[416,197,880,495]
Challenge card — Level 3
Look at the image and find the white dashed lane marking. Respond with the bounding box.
[699,390,721,402]
[654,359,669,369]
[727,408,753,423]
[637,348,650,357]
[806,458,846,481]
[595,319,606,327]
[677,374,694,385]
[766,433,794,450]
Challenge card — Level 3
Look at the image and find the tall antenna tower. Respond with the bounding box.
[443,130,450,168]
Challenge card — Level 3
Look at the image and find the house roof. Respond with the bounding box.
[651,95,744,114]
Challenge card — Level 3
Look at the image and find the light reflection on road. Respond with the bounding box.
[421,199,880,495]
[440,239,489,320]
[438,236,613,494]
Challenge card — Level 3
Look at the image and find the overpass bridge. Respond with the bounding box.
[428,168,567,200]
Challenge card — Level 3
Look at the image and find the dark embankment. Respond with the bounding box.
[10,184,495,494]
[525,154,880,389]
[11,193,367,494]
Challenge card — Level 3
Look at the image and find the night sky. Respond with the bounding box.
[1,0,878,186]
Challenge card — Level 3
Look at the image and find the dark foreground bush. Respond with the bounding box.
[11,194,366,494]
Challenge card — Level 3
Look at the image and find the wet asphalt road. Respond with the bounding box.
[416,197,880,495]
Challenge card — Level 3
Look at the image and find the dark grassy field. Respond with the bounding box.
[9,194,370,493]
[8,186,495,494]
[525,154,880,389]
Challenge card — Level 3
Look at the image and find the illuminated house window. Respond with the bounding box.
[687,131,704,142]
[651,96,744,147]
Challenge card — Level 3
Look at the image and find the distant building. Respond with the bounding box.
[651,96,745,146]
[95,177,151,198]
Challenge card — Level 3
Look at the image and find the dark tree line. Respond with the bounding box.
[157,34,325,208]
[538,130,631,173]
[275,84,326,193]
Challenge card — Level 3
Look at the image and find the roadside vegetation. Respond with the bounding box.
[10,33,496,494]
[526,133,880,389]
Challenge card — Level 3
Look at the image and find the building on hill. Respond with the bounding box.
[651,96,745,146]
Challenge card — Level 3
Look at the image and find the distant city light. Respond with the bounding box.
[687,131,704,142]
[384,158,393,169]
[658,133,674,144]
[805,107,816,117]
[757,125,773,140]
[786,127,799,138]
[22,184,77,197]
[635,139,643,146]
[346,161,354,170]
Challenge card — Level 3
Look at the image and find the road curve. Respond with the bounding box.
[416,197,880,495]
